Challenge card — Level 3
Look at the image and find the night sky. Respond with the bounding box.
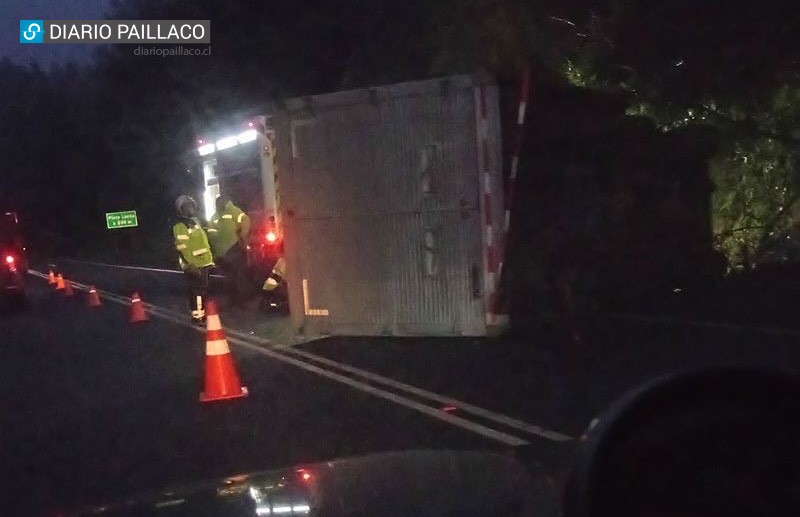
[1,0,113,67]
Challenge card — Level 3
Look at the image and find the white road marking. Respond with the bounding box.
[231,337,530,446]
[30,269,572,445]
[58,259,182,274]
[223,327,573,442]
[57,258,225,278]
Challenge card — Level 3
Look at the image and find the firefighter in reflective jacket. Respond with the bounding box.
[207,195,252,305]
[173,195,215,324]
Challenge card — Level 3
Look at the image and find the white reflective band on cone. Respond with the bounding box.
[206,314,222,330]
[206,339,230,356]
[192,248,209,256]
[237,213,245,223]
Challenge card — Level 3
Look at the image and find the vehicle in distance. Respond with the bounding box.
[0,211,27,308]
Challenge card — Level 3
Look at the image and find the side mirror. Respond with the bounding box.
[565,368,800,517]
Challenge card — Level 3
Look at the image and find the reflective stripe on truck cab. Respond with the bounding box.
[176,244,188,250]
[237,213,245,223]
[192,248,209,256]
[222,214,233,219]
[176,234,189,240]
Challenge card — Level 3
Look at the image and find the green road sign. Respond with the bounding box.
[106,210,139,230]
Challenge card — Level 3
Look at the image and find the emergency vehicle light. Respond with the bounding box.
[237,129,258,144]
[198,127,259,156]
[198,143,216,156]
[215,136,239,151]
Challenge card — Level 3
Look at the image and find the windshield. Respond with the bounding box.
[2,2,799,517]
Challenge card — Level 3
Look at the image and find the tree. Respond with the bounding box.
[554,0,800,266]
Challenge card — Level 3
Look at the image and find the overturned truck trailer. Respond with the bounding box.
[274,74,505,336]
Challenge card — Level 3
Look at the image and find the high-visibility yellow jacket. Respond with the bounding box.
[173,217,214,270]
[208,201,251,258]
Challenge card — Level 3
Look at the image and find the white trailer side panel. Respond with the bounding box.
[275,74,503,336]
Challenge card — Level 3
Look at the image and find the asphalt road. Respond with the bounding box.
[2,275,536,516]
[9,259,800,515]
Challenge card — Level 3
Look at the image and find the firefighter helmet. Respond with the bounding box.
[174,195,197,215]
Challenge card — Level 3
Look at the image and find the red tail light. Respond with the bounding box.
[265,231,277,243]
[5,255,14,264]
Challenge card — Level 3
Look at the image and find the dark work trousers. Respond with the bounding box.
[217,244,251,304]
[184,265,211,320]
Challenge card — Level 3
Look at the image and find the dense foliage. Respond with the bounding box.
[556,0,800,265]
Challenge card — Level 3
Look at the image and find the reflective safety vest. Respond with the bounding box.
[262,257,286,292]
[173,217,214,270]
[208,201,251,258]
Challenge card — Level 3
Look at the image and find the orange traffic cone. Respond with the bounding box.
[55,274,65,291]
[87,286,102,307]
[129,292,149,323]
[200,300,248,402]
[63,280,75,297]
[48,270,57,285]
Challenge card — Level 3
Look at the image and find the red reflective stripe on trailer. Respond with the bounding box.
[206,328,227,342]
[491,67,533,325]
[479,85,488,119]
[519,67,532,111]
[486,245,497,273]
[488,290,499,314]
[474,83,505,325]
[509,155,519,180]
